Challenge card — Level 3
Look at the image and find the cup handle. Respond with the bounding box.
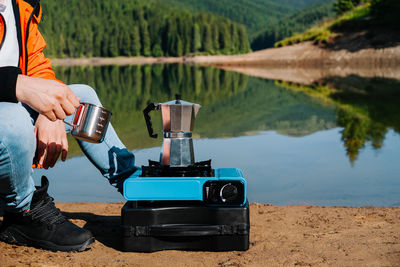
[63,104,85,128]
[64,104,86,129]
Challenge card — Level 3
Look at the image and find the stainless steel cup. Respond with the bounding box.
[64,102,112,143]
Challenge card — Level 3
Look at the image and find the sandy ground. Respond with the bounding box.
[190,42,400,68]
[1,202,400,266]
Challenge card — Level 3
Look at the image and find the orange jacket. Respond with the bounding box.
[0,0,57,103]
[16,0,56,79]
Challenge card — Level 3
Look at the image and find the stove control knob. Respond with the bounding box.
[220,183,238,203]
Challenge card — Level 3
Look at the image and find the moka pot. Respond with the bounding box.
[143,94,201,166]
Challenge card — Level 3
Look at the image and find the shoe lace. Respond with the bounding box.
[27,195,66,225]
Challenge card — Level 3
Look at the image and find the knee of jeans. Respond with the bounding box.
[0,104,36,155]
[68,84,102,106]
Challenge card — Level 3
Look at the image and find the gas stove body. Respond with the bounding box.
[123,160,247,206]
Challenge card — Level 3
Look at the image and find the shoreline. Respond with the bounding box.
[51,56,183,66]
[51,42,400,87]
[51,41,400,68]
[1,202,399,266]
[218,64,400,85]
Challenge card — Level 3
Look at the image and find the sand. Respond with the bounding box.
[6,36,400,267]
[1,202,400,266]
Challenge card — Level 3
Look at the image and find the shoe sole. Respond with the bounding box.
[0,226,95,252]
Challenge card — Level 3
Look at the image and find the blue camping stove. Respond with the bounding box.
[121,95,249,252]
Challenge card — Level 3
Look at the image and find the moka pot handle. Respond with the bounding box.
[143,103,160,138]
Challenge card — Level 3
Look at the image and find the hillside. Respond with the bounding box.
[275,0,400,48]
[39,0,250,58]
[156,0,330,37]
[251,0,335,50]
[38,0,337,58]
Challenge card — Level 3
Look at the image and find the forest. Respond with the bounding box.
[39,0,334,58]
[39,0,250,58]
[251,1,335,50]
[155,0,329,37]
[39,0,396,58]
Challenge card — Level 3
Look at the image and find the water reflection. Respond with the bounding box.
[35,64,400,206]
[56,65,248,153]
[276,76,400,164]
[55,64,336,154]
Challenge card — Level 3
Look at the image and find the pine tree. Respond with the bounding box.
[131,25,141,56]
[238,25,250,53]
[219,23,231,54]
[202,23,213,53]
[152,44,163,57]
[230,23,239,53]
[120,25,131,56]
[175,36,183,56]
[139,14,151,56]
[211,24,220,52]
[192,24,201,54]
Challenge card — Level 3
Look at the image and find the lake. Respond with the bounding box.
[33,64,400,206]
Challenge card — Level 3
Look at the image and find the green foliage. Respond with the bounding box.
[131,26,141,56]
[238,25,251,53]
[139,18,151,56]
[275,3,371,47]
[202,24,213,53]
[334,0,361,14]
[274,0,400,48]
[151,44,163,57]
[219,23,231,53]
[251,0,335,50]
[192,24,201,54]
[329,3,371,29]
[154,0,329,37]
[39,0,251,58]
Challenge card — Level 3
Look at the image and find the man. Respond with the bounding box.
[0,0,137,251]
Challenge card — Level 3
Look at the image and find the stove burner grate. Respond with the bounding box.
[140,160,214,177]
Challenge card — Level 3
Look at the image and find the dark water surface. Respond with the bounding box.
[33,65,400,206]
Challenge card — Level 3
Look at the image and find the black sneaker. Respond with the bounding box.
[0,176,94,252]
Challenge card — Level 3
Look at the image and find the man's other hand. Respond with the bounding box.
[16,75,80,121]
[34,114,68,169]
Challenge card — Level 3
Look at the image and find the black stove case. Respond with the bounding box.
[121,200,250,252]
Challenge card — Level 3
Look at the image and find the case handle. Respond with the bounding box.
[143,103,160,138]
[151,225,221,236]
[124,224,249,237]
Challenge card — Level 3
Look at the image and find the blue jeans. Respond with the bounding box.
[0,84,136,213]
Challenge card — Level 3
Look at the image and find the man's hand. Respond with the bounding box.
[16,75,80,121]
[34,114,68,169]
